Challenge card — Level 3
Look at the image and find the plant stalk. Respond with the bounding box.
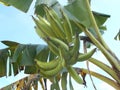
[85,0,120,64]
[83,40,97,90]
[75,22,120,71]
[81,68,120,90]
[89,58,120,83]
[85,0,110,50]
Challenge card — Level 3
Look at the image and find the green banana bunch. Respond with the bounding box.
[35,58,60,71]
[39,59,65,78]
[78,48,96,62]
[61,9,73,43]
[67,65,83,84]
[33,16,57,38]
[68,33,80,65]
[44,7,65,40]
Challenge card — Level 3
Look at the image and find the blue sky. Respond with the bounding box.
[0,0,120,90]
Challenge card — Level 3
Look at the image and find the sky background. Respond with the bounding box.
[0,0,120,90]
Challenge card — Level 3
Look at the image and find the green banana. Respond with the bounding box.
[61,72,68,90]
[44,6,61,24]
[67,65,83,84]
[33,16,56,38]
[44,7,65,40]
[70,33,80,55]
[49,37,69,51]
[68,33,80,65]
[40,59,64,78]
[69,52,79,65]
[78,48,96,62]
[35,58,60,71]
[45,38,59,55]
[35,26,46,38]
[61,10,73,43]
[59,46,71,64]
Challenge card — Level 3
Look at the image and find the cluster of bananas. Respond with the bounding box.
[33,6,96,84]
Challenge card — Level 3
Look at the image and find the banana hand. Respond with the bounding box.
[35,58,60,71]
[68,33,80,65]
[40,59,65,78]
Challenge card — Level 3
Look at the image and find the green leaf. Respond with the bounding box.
[64,0,109,28]
[61,72,67,90]
[35,0,61,16]
[1,84,12,90]
[25,66,38,74]
[12,61,19,75]
[12,44,26,62]
[50,77,60,90]
[114,30,120,40]
[36,45,49,62]
[0,0,33,12]
[1,40,19,47]
[64,0,92,28]
[20,45,37,66]
[0,48,8,77]
[93,11,110,27]
[35,4,46,17]
[69,75,74,90]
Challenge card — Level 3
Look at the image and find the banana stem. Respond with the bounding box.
[84,28,120,71]
[85,0,110,50]
[85,0,120,64]
[75,22,120,71]
[83,40,97,90]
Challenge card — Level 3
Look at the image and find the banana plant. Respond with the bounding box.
[0,0,120,90]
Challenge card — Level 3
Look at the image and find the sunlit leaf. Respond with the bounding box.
[39,78,45,90]
[16,79,25,90]
[1,40,19,47]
